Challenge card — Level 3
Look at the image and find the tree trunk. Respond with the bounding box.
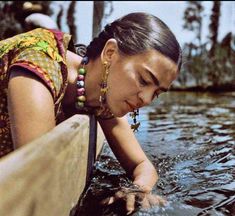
[92,1,105,39]
[67,1,77,43]
[56,5,63,30]
[209,1,221,58]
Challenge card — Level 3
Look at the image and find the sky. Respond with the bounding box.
[52,1,234,47]
[103,1,234,47]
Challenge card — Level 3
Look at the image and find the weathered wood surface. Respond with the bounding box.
[0,114,104,216]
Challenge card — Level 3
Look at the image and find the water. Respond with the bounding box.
[77,91,235,216]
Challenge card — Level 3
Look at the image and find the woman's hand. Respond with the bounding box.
[100,159,166,214]
[100,184,167,215]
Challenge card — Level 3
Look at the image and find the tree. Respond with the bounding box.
[92,1,105,39]
[208,1,221,58]
[56,5,63,31]
[183,1,204,55]
[92,1,113,39]
[67,1,77,43]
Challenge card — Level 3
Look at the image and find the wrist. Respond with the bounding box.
[132,166,158,192]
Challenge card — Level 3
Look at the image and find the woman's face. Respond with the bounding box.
[106,49,178,117]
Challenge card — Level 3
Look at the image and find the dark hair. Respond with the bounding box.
[78,12,182,71]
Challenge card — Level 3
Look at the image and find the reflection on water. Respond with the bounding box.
[78,91,235,216]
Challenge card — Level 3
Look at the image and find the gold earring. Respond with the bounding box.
[95,61,114,119]
[130,109,140,132]
[99,61,110,107]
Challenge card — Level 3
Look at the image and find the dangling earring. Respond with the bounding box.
[96,61,114,119]
[99,61,110,108]
[130,109,140,132]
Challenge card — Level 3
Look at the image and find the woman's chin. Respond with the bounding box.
[110,107,128,118]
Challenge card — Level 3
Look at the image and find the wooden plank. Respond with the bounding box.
[0,114,104,216]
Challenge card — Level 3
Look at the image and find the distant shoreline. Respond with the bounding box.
[171,85,235,92]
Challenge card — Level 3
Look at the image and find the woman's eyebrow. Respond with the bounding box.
[145,68,168,92]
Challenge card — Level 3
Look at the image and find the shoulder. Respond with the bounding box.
[8,66,56,147]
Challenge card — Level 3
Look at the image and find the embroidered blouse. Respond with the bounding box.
[0,28,72,158]
[0,28,114,158]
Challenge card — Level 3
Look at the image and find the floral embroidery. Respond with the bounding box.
[0,29,65,64]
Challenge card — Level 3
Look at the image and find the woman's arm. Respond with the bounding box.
[99,116,165,214]
[98,116,158,190]
[8,67,56,148]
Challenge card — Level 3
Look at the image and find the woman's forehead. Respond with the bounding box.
[134,50,178,73]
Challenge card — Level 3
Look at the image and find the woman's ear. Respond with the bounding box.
[101,39,119,63]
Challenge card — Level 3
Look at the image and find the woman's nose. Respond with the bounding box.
[139,87,155,106]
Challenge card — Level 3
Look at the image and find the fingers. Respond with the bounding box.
[150,195,167,206]
[126,193,135,215]
[158,195,167,206]
[141,196,151,209]
[100,190,126,206]
[100,190,137,215]
[138,185,152,193]
[100,187,167,216]
[147,194,160,206]
[115,190,125,199]
[141,194,167,208]
[100,196,115,205]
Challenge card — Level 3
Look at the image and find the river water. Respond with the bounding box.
[78,91,235,216]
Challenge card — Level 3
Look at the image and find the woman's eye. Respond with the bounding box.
[139,76,148,86]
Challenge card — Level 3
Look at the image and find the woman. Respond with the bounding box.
[0,12,182,214]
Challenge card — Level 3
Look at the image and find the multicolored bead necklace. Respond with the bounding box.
[75,56,89,111]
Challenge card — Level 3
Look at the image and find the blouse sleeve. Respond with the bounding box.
[9,48,63,102]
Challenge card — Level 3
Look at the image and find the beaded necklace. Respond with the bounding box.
[75,56,113,119]
[75,56,89,111]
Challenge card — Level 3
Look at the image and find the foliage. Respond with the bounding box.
[179,1,235,91]
[0,1,51,40]
[179,41,235,91]
[1,1,114,48]
[183,1,204,52]
[0,2,22,40]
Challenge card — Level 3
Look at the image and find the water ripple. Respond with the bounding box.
[78,92,235,216]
